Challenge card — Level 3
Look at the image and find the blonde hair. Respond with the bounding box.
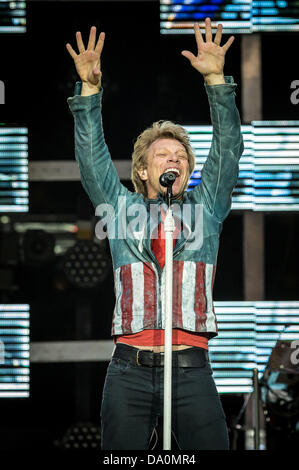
[131,120,195,197]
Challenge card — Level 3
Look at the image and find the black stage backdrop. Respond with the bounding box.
[0,0,298,457]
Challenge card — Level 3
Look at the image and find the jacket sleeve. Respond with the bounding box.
[189,76,244,222]
[67,81,130,209]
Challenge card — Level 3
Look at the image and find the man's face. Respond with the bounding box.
[137,138,190,199]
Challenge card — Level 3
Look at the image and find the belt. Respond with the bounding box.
[112,343,209,368]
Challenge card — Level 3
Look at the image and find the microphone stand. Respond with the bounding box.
[162,182,175,450]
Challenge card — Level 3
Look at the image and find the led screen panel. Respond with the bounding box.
[0,1,26,33]
[186,121,299,211]
[0,304,30,398]
[0,126,29,213]
[160,0,299,34]
[211,301,299,393]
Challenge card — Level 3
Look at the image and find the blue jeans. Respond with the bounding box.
[100,344,229,450]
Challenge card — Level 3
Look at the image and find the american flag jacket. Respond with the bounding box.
[67,77,244,339]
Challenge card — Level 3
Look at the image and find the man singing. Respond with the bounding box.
[66,17,244,450]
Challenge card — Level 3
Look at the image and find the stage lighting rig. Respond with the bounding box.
[260,340,299,437]
[62,240,110,289]
[54,422,101,450]
[23,229,55,265]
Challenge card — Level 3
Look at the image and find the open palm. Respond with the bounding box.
[66,26,105,87]
[182,18,234,77]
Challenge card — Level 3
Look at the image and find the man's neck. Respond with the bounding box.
[146,191,183,201]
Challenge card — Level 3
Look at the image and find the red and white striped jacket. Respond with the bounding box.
[113,260,217,337]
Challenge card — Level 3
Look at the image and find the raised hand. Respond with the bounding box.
[66,26,105,90]
[181,18,234,84]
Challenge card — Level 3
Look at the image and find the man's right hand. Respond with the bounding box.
[66,26,105,96]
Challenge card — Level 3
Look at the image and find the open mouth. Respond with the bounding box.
[163,168,181,178]
[159,168,182,194]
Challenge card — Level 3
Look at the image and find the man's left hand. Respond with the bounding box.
[181,17,234,85]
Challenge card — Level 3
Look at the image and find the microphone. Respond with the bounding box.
[159,171,177,188]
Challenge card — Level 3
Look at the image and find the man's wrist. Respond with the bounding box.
[81,81,101,97]
[204,73,225,86]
